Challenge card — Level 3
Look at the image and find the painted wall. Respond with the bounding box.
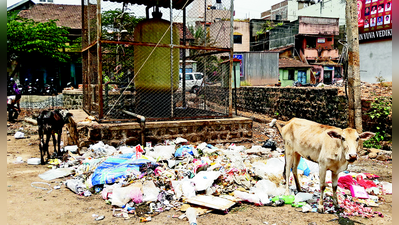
[290,0,346,26]
[279,68,310,87]
[359,40,392,83]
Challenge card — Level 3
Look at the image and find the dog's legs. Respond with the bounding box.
[56,129,62,156]
[38,125,45,165]
[52,132,57,157]
[317,166,327,213]
[292,152,302,193]
[45,130,51,161]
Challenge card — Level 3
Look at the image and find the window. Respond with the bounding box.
[288,70,295,80]
[234,35,242,44]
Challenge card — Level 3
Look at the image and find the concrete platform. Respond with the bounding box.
[69,109,253,147]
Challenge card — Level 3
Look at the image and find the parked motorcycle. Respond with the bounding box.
[27,78,44,95]
[44,78,58,95]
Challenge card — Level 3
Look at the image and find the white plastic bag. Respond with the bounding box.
[145,145,175,161]
[190,171,221,191]
[233,190,260,204]
[142,180,160,202]
[14,131,25,139]
[181,180,196,198]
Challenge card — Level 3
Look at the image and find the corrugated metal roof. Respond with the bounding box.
[279,57,312,68]
[104,0,194,10]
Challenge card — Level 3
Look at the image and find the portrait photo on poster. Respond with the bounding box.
[364,19,369,28]
[385,2,391,11]
[370,17,376,27]
[377,16,383,26]
[365,7,370,16]
[378,4,384,13]
[384,15,391,25]
[371,5,377,14]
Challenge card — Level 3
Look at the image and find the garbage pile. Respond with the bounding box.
[35,137,391,222]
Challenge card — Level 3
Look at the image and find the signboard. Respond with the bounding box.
[357,0,392,42]
[233,54,243,77]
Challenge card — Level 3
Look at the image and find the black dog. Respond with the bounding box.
[37,109,73,164]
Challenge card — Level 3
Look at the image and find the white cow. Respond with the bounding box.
[278,118,375,213]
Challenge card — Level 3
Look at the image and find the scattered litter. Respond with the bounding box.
[31,182,52,193]
[186,195,236,211]
[13,157,24,164]
[38,167,74,181]
[14,131,25,139]
[29,136,390,221]
[27,158,41,165]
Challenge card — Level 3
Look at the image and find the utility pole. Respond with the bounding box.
[345,0,362,133]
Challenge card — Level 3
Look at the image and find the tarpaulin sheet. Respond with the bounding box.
[91,156,153,186]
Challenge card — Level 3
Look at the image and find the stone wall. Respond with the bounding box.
[208,86,348,128]
[77,117,253,147]
[62,90,83,110]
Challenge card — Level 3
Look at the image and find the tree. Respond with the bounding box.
[7,12,71,64]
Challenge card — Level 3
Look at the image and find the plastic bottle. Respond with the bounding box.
[65,179,84,195]
[186,207,197,225]
[271,195,295,204]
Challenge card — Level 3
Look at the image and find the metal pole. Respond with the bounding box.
[228,0,234,117]
[96,0,103,119]
[182,8,187,108]
[234,64,237,115]
[170,0,174,117]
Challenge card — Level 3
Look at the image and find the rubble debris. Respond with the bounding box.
[33,136,391,221]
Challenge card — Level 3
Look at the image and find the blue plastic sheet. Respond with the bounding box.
[175,146,194,157]
[91,157,153,186]
[297,157,310,176]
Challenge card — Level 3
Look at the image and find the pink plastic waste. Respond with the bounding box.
[356,175,377,189]
[130,187,143,204]
[338,175,356,189]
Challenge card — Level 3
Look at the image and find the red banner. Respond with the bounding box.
[357,0,392,42]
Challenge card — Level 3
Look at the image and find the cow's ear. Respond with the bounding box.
[359,132,375,141]
[327,131,342,139]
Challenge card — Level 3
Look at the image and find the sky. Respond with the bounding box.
[7,0,282,19]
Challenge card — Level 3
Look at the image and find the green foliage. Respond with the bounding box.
[364,95,392,149]
[240,80,252,86]
[256,21,284,35]
[367,96,391,120]
[101,9,143,81]
[7,12,71,63]
[101,8,143,40]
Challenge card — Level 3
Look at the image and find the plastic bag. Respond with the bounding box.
[233,190,260,204]
[14,131,25,139]
[338,175,356,190]
[297,157,310,176]
[294,192,314,203]
[65,145,79,153]
[142,180,159,202]
[190,171,221,191]
[175,146,194,157]
[181,180,196,198]
[111,185,140,207]
[145,145,175,161]
[252,158,285,179]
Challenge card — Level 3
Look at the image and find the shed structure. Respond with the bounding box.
[81,0,235,122]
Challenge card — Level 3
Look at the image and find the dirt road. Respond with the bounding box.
[6,115,392,225]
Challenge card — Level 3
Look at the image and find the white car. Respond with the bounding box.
[179,72,204,93]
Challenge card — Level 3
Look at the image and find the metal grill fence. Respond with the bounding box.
[82,0,235,122]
